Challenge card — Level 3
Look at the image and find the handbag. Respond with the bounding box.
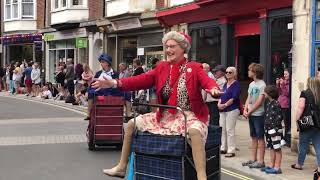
[297,114,314,132]
[297,90,315,132]
[239,101,244,115]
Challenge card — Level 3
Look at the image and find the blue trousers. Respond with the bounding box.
[298,128,320,166]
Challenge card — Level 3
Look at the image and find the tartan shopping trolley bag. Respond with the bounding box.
[130,103,222,180]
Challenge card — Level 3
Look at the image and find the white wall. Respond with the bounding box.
[4,20,37,32]
[170,0,194,7]
[51,9,88,25]
[88,32,104,73]
[106,0,156,17]
[291,0,312,150]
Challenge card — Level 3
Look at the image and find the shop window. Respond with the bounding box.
[22,0,34,19]
[12,0,18,18]
[190,27,221,68]
[4,0,35,20]
[5,0,11,19]
[317,22,320,41]
[119,38,137,65]
[62,0,67,7]
[66,39,75,48]
[312,0,320,75]
[49,42,56,49]
[72,0,83,6]
[317,0,320,18]
[315,46,320,72]
[66,49,74,61]
[54,0,59,9]
[270,16,292,82]
[56,40,67,49]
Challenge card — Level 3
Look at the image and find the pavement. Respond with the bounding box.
[0,91,316,180]
[221,116,317,180]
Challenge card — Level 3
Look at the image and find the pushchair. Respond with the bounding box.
[130,102,222,180]
[86,94,125,150]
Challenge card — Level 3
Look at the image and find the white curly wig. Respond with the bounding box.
[162,31,191,53]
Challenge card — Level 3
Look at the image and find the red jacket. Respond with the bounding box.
[120,61,218,123]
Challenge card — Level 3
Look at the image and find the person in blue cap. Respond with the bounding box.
[84,53,123,120]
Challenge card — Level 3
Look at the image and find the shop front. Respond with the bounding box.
[156,0,293,85]
[1,33,43,65]
[103,16,164,71]
[44,28,88,82]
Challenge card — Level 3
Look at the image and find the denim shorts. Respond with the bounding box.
[249,115,265,139]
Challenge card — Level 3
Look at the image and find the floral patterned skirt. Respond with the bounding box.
[131,110,209,143]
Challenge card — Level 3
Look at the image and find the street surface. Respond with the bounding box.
[0,96,260,180]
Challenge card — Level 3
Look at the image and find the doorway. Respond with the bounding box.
[236,35,260,102]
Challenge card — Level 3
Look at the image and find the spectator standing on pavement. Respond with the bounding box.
[23,62,33,96]
[119,63,130,79]
[291,77,320,175]
[262,85,285,174]
[31,63,41,97]
[54,66,66,99]
[19,60,27,87]
[8,63,15,94]
[0,65,5,91]
[5,64,11,92]
[218,66,241,158]
[65,59,75,96]
[242,63,266,169]
[317,71,320,80]
[276,69,291,146]
[119,63,133,117]
[211,65,227,126]
[132,58,144,76]
[132,58,145,100]
[75,63,84,81]
[13,62,22,94]
[149,58,161,112]
[202,63,216,125]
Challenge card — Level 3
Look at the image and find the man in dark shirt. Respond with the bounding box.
[0,66,5,91]
[65,59,75,96]
[132,58,144,100]
[132,58,144,76]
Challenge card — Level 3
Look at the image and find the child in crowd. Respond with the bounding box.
[41,85,53,99]
[242,63,266,169]
[73,83,88,107]
[262,85,285,174]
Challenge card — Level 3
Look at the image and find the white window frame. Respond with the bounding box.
[12,0,19,19]
[51,0,87,11]
[5,0,12,20]
[21,0,35,19]
[4,0,36,21]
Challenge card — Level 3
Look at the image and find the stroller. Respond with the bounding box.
[130,102,222,180]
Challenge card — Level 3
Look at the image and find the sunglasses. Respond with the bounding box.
[226,71,233,74]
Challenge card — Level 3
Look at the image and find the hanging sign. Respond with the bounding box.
[76,37,88,48]
[137,48,144,56]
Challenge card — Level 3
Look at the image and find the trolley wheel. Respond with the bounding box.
[115,143,123,150]
[87,129,96,151]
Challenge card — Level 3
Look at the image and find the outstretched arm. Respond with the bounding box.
[92,69,156,91]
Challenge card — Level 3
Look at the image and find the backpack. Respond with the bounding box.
[65,95,76,103]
